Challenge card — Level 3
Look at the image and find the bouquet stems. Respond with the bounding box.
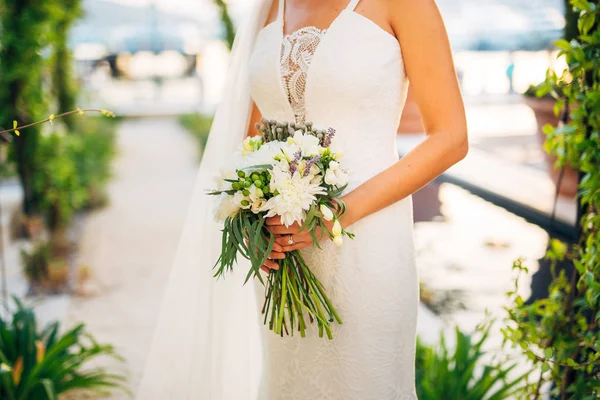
[263,250,342,340]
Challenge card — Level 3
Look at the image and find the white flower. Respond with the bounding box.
[333,235,343,247]
[251,198,267,214]
[332,220,342,236]
[245,141,284,166]
[293,131,321,157]
[214,193,240,221]
[242,136,262,155]
[324,161,349,187]
[263,166,326,227]
[320,204,334,221]
[233,191,251,209]
[247,185,264,202]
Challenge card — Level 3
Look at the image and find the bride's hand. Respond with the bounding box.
[265,217,331,253]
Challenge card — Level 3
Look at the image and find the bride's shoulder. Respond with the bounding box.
[384,0,448,36]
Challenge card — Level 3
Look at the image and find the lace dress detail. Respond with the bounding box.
[280,27,326,124]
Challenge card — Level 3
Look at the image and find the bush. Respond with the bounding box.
[178,113,213,160]
[0,297,127,399]
[416,323,528,400]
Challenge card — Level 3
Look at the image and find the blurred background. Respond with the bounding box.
[0,0,587,398]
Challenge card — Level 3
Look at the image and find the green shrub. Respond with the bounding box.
[178,113,213,160]
[0,296,127,399]
[416,323,528,400]
[504,1,600,397]
[34,132,88,233]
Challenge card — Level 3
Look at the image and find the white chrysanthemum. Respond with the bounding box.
[214,193,240,222]
[262,166,326,227]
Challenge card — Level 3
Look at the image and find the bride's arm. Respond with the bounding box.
[246,102,263,138]
[341,0,468,227]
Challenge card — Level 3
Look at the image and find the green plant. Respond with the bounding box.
[69,116,117,209]
[178,113,213,160]
[213,0,235,50]
[0,296,127,399]
[34,132,88,234]
[416,323,528,400]
[0,1,61,216]
[504,1,600,398]
[20,243,51,288]
[51,0,83,131]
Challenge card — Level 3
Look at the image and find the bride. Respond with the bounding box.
[138,0,467,399]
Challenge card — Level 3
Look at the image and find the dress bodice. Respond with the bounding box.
[249,0,409,191]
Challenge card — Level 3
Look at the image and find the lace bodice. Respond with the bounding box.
[280,26,326,124]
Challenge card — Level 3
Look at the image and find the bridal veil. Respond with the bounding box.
[137,1,271,398]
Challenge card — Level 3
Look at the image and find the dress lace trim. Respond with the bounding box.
[280,26,326,124]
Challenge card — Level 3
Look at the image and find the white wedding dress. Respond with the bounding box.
[248,0,419,399]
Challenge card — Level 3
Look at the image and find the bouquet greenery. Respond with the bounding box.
[210,119,354,339]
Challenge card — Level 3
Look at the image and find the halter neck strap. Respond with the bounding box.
[345,0,361,11]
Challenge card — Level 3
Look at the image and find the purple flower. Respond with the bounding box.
[322,127,336,148]
[289,151,302,176]
[303,154,321,177]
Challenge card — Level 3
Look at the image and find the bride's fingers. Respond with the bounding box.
[263,259,279,270]
[280,241,312,252]
[274,233,310,247]
[269,250,285,260]
[268,224,302,235]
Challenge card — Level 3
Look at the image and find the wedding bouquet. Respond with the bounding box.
[210,119,354,339]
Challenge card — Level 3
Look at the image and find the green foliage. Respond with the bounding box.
[504,1,600,398]
[51,0,83,131]
[33,117,117,231]
[0,296,128,399]
[34,132,88,232]
[213,0,236,50]
[416,323,529,400]
[20,243,51,286]
[178,113,213,160]
[0,1,62,215]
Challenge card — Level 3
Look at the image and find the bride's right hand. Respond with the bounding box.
[261,242,285,273]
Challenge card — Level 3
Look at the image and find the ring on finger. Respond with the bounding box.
[287,234,295,245]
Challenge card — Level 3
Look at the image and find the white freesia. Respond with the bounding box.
[333,235,344,247]
[324,161,349,187]
[293,131,321,157]
[320,204,334,221]
[263,166,326,227]
[332,220,342,236]
[214,193,240,221]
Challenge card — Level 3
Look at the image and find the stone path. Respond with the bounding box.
[64,117,198,396]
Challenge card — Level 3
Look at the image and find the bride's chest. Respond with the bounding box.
[248,12,406,112]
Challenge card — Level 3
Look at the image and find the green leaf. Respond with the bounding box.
[554,39,572,50]
[544,347,553,359]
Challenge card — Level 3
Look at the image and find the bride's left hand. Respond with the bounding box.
[265,217,331,252]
